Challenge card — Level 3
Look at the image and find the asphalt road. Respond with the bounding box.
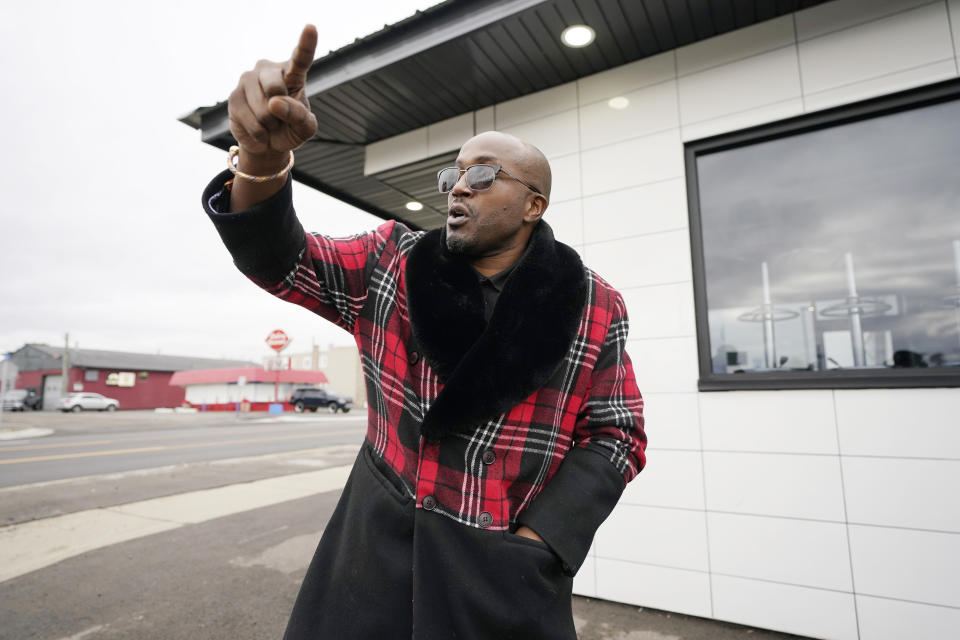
[0,411,366,488]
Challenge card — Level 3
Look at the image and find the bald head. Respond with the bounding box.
[459,131,552,201]
[445,131,554,272]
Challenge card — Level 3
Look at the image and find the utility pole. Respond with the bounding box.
[62,332,69,401]
[0,355,8,431]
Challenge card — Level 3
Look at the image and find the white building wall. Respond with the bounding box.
[183,382,300,405]
[365,1,960,637]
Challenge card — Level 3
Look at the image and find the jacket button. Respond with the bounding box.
[481,449,496,465]
[478,511,493,528]
[422,495,437,511]
[409,350,420,365]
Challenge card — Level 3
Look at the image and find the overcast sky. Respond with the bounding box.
[0,0,439,363]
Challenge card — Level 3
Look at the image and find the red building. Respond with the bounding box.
[9,344,255,410]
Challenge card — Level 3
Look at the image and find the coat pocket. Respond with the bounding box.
[412,514,576,640]
[504,530,555,554]
[361,441,413,506]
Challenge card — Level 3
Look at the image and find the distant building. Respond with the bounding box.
[169,366,328,411]
[9,344,255,410]
[266,344,366,408]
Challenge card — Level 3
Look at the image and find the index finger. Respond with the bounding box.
[285,24,318,93]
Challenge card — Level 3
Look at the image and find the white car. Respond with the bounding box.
[60,392,119,412]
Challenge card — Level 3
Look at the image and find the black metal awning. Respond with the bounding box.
[182,0,832,230]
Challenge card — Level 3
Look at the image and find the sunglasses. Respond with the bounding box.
[437,164,542,195]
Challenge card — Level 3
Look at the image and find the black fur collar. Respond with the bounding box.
[406,221,588,441]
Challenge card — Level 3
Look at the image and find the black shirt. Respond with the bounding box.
[475,262,517,323]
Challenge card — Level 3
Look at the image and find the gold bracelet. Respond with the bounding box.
[227,145,295,183]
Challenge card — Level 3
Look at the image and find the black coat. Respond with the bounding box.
[284,441,578,639]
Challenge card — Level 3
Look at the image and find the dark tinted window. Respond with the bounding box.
[689,83,960,388]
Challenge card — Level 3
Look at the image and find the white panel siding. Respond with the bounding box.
[712,574,859,640]
[708,513,853,591]
[364,127,429,175]
[621,282,696,340]
[583,230,692,291]
[578,52,675,105]
[620,449,704,510]
[703,451,846,521]
[578,80,679,150]
[952,0,960,60]
[474,106,495,133]
[494,82,578,129]
[849,525,960,608]
[676,15,796,76]
[595,504,709,572]
[680,98,805,142]
[581,178,689,245]
[580,129,684,196]
[595,559,713,618]
[677,46,802,125]
[835,389,960,458]
[500,109,580,158]
[636,392,701,451]
[803,59,957,112]
[547,153,582,203]
[543,199,583,247]
[627,337,699,394]
[572,555,596,597]
[795,0,939,41]
[843,457,960,531]
[426,113,474,157]
[799,2,957,109]
[698,390,839,455]
[856,594,960,640]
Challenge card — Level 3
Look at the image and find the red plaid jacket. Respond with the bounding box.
[205,171,646,574]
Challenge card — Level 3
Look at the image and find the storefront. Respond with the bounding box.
[184,1,960,637]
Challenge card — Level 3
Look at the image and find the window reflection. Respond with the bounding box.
[696,98,960,375]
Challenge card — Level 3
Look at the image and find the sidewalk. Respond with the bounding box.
[0,464,352,582]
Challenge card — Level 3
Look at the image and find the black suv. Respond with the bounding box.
[288,388,353,414]
[2,389,42,411]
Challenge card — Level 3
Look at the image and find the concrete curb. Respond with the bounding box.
[0,427,55,441]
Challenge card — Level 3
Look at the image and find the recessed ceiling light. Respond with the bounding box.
[607,96,629,110]
[560,24,595,48]
[405,201,423,211]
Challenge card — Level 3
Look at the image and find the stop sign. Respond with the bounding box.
[265,329,290,352]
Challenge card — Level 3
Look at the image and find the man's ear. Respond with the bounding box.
[523,194,548,223]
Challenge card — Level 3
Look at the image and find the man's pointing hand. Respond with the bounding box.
[228,24,319,159]
[227,24,319,211]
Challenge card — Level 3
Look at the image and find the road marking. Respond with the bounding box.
[0,446,168,464]
[0,431,363,465]
[0,439,117,452]
[0,464,351,583]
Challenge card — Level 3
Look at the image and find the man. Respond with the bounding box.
[203,25,646,640]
